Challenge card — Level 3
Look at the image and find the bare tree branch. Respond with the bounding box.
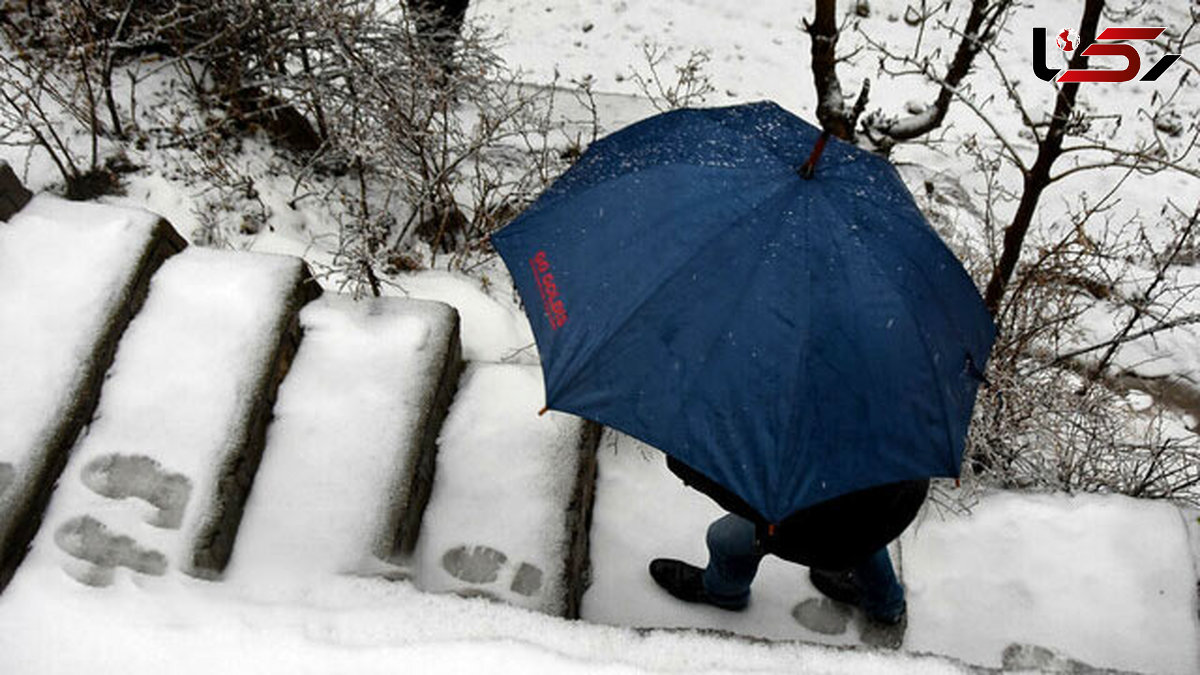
[982,0,1105,317]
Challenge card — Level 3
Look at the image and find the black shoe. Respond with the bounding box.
[649,559,747,611]
[809,568,905,627]
[809,568,862,605]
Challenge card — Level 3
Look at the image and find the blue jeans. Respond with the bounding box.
[701,513,906,619]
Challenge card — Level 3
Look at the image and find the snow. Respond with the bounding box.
[587,431,1200,673]
[474,0,812,112]
[245,236,538,365]
[22,247,307,581]
[0,194,161,518]
[411,363,585,614]
[0,196,159,463]
[1,0,1199,672]
[0,570,969,674]
[903,492,1199,674]
[229,294,457,589]
[386,271,536,364]
[0,210,1194,671]
[116,172,205,243]
[5,420,1188,673]
[584,430,866,645]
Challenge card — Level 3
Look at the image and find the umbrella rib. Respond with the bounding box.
[551,176,800,409]
[682,184,811,520]
[776,190,826,518]
[838,168,989,351]
[830,186,960,470]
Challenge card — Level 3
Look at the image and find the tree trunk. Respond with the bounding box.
[982,0,1105,318]
[807,0,855,141]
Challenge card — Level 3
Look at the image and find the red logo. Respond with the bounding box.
[530,251,568,330]
[1033,26,1181,83]
[1056,29,1077,51]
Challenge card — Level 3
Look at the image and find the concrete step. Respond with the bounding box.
[409,363,600,617]
[900,491,1199,674]
[0,195,185,592]
[228,294,462,591]
[582,431,1200,674]
[23,247,318,587]
[580,431,862,643]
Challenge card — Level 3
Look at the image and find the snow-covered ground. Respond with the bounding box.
[0,195,1196,673]
[2,418,1196,673]
[585,432,1200,673]
[2,0,1199,672]
[410,363,588,615]
[0,571,975,674]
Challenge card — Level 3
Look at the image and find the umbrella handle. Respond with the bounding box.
[798,130,832,179]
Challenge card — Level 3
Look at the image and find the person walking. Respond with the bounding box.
[649,457,927,646]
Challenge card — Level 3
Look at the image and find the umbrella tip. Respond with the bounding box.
[538,406,549,416]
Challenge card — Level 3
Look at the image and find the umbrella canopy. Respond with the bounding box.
[492,101,995,524]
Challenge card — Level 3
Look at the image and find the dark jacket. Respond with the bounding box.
[666,456,928,571]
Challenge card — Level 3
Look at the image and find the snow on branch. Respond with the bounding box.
[804,0,1012,147]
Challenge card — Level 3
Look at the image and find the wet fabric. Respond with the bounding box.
[492,101,995,523]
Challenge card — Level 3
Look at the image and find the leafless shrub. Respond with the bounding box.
[962,184,1200,505]
[627,42,716,113]
[0,2,126,199]
[967,354,1200,504]
[280,3,581,290]
[3,1,590,279]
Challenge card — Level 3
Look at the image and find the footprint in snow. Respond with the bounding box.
[441,544,544,597]
[792,596,907,649]
[80,454,192,529]
[54,515,167,587]
[791,597,852,635]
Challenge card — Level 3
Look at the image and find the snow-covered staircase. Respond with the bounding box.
[408,363,600,617]
[0,185,601,620]
[3,181,1198,674]
[0,194,185,590]
[37,247,318,585]
[228,294,462,590]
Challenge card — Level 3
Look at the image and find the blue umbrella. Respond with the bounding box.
[492,101,995,524]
